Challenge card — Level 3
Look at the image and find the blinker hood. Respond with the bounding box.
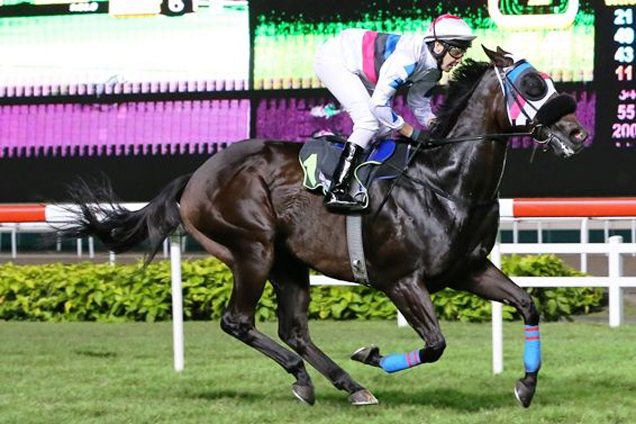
[535,94,577,126]
[495,59,560,127]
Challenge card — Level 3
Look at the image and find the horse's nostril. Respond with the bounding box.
[570,128,588,143]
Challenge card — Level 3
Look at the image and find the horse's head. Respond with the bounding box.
[483,46,588,157]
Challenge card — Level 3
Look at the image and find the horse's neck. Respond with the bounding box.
[413,78,508,205]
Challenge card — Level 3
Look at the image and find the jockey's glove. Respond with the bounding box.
[410,129,431,145]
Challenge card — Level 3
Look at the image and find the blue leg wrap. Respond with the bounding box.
[523,325,541,373]
[379,350,421,373]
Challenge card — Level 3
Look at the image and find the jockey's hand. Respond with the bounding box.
[399,123,431,144]
[426,117,439,128]
[398,123,415,138]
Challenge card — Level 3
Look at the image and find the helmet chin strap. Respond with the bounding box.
[428,19,448,71]
[427,42,447,71]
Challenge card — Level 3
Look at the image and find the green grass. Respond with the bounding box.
[0,321,635,424]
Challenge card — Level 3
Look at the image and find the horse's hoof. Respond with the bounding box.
[292,382,315,406]
[349,389,379,406]
[514,378,536,408]
[351,346,382,367]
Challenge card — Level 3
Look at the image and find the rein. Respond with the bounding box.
[416,130,535,148]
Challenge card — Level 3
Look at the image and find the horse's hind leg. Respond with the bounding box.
[450,260,541,408]
[270,254,378,406]
[218,242,314,404]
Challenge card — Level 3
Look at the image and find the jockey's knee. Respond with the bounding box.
[348,127,377,149]
[376,125,393,138]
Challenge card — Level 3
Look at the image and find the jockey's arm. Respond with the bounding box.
[369,52,419,138]
[407,80,438,128]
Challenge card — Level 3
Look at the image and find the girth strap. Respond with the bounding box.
[346,215,370,285]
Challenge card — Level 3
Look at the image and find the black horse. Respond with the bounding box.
[61,47,587,407]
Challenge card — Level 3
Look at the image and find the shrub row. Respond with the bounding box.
[0,255,604,322]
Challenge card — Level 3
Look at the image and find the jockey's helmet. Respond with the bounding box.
[424,14,476,50]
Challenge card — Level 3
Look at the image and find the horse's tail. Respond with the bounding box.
[59,174,192,266]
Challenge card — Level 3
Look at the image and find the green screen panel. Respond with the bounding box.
[0,0,249,95]
[252,0,594,89]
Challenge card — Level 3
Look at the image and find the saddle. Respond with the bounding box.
[299,135,411,208]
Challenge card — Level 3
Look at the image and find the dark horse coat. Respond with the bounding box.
[61,47,587,407]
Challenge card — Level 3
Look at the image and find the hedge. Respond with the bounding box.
[0,255,604,322]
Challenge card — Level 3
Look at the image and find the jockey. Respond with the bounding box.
[314,14,476,212]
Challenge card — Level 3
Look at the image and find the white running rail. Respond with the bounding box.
[489,235,636,374]
[2,202,636,373]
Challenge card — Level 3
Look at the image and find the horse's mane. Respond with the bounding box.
[430,59,492,139]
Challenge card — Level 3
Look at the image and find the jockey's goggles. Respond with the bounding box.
[446,44,468,59]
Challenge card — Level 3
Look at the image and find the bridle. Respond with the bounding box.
[372,61,574,219]
[417,61,562,147]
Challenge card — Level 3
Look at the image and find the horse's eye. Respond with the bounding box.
[520,74,547,101]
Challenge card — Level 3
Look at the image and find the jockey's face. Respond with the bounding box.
[441,51,461,72]
[434,41,464,72]
[441,49,463,72]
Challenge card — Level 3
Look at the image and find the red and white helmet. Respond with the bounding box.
[424,14,476,47]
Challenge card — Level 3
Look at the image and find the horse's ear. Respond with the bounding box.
[496,46,512,56]
[482,45,514,67]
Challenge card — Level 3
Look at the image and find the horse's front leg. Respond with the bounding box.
[450,260,541,408]
[352,272,447,373]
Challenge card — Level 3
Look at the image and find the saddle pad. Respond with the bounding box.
[299,136,410,206]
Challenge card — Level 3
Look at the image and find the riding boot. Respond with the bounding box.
[324,142,366,212]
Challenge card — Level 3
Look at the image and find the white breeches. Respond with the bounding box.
[314,40,391,149]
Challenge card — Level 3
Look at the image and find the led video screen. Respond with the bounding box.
[252,0,595,89]
[0,0,249,96]
[1,0,635,201]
